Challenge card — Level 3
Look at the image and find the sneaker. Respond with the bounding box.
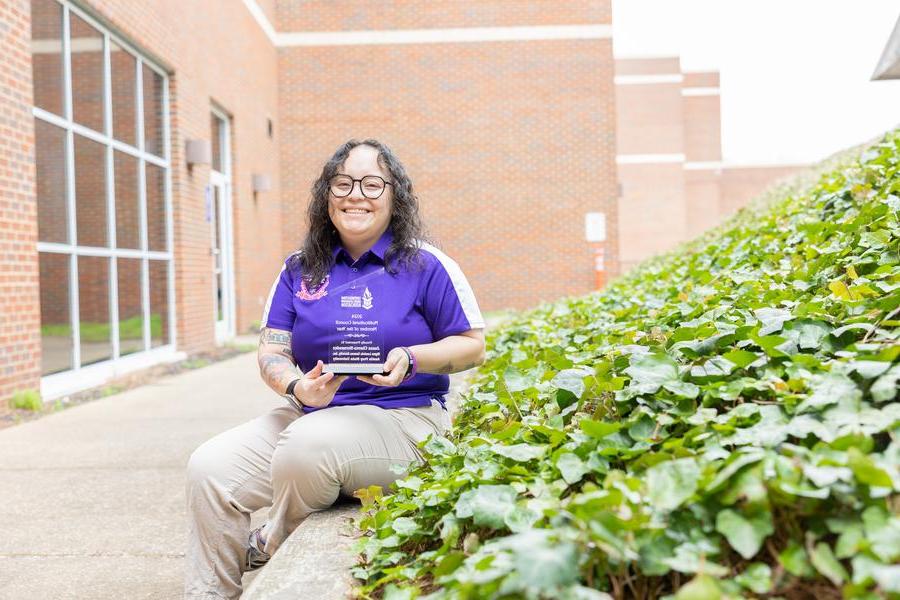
[245,526,271,571]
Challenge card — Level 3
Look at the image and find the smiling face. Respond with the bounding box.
[328,144,393,256]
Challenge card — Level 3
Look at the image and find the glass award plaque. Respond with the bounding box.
[323,268,386,375]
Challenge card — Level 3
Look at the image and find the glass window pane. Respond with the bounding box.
[142,65,164,156]
[146,163,167,251]
[31,0,64,116]
[35,119,68,243]
[70,13,105,133]
[39,252,72,375]
[110,41,136,146]
[74,134,107,247]
[149,260,170,348]
[114,151,140,248]
[117,258,143,356]
[210,114,223,172]
[78,256,112,366]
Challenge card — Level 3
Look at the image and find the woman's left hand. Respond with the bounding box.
[357,347,410,388]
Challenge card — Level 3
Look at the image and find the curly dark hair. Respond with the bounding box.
[288,139,429,286]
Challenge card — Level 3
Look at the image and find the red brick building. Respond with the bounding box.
[1,0,623,406]
[615,57,805,272]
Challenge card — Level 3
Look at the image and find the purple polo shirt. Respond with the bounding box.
[261,230,485,412]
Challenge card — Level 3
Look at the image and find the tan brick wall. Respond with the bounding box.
[616,83,684,155]
[617,164,686,272]
[275,0,612,31]
[615,57,680,76]
[683,71,718,87]
[0,0,41,409]
[684,169,721,237]
[278,35,618,311]
[616,59,801,272]
[683,93,720,162]
[720,165,805,216]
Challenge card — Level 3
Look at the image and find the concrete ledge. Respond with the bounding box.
[242,497,361,600]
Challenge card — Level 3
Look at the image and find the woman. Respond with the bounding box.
[184,139,486,599]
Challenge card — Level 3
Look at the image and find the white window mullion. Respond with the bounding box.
[62,4,72,122]
[65,128,80,369]
[136,57,151,351]
[36,243,171,259]
[62,4,81,369]
[103,32,120,360]
[33,106,168,168]
[162,75,177,348]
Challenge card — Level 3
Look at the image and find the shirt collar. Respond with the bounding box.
[332,229,393,264]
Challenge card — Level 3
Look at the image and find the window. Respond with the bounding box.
[31,0,173,377]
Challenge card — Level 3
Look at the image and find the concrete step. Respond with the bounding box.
[242,498,361,600]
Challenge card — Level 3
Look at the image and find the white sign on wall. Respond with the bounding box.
[585,212,606,242]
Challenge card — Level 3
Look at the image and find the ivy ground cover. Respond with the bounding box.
[353,130,900,599]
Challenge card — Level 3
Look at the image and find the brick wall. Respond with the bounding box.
[275,0,611,30]
[616,58,686,272]
[720,165,805,216]
[72,0,283,348]
[0,0,41,408]
[1,0,285,404]
[278,4,618,311]
[616,57,806,272]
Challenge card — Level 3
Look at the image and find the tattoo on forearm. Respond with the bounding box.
[260,355,298,393]
[259,349,299,394]
[261,328,292,346]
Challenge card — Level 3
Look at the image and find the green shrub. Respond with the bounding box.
[353,130,900,598]
[9,389,43,412]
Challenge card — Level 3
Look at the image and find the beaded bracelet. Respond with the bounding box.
[401,346,418,381]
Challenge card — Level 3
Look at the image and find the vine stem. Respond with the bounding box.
[862,305,899,342]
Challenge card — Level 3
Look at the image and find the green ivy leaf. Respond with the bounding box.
[721,349,758,368]
[847,447,893,487]
[551,368,588,398]
[455,485,517,529]
[490,443,548,462]
[796,373,861,414]
[871,364,900,402]
[646,457,700,511]
[579,419,622,439]
[674,574,722,600]
[624,353,679,392]
[557,452,589,485]
[809,541,848,585]
[734,562,773,593]
[754,307,794,335]
[503,367,532,392]
[779,541,814,577]
[715,509,774,559]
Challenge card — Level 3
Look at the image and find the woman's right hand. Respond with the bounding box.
[293,360,348,409]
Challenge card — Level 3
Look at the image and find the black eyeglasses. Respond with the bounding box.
[329,174,393,199]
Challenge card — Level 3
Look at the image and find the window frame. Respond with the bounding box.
[33,0,179,399]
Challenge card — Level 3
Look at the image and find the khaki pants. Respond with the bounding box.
[184,399,450,599]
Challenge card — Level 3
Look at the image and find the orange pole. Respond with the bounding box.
[593,242,606,290]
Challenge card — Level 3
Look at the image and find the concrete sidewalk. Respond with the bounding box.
[0,349,279,599]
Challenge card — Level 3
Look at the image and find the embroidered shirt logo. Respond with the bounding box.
[361,287,374,310]
[296,275,329,300]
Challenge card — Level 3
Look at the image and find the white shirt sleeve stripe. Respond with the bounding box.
[260,264,286,327]
[419,242,485,329]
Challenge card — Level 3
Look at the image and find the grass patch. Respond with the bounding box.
[42,314,163,342]
[9,389,42,412]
